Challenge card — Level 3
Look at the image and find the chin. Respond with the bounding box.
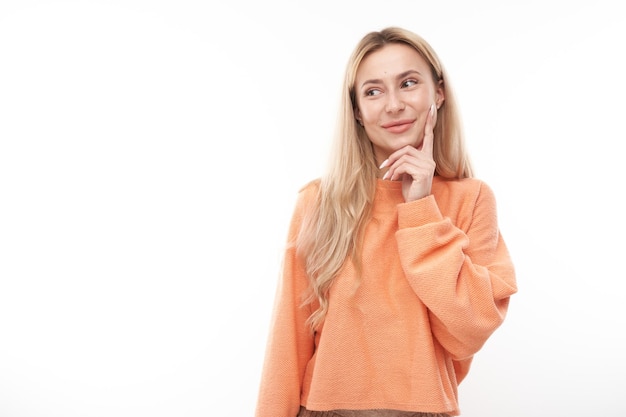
[402,137,423,150]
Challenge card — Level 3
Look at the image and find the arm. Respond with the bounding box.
[255,191,316,417]
[395,181,517,361]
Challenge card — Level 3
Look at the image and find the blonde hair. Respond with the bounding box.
[297,27,473,331]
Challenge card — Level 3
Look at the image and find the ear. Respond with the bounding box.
[354,107,364,126]
[435,80,445,109]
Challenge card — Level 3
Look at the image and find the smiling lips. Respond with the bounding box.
[382,119,415,134]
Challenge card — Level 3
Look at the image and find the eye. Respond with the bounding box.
[401,79,418,88]
[365,88,382,97]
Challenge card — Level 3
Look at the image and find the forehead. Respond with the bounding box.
[356,43,430,81]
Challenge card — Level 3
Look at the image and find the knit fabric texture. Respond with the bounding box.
[256,177,517,417]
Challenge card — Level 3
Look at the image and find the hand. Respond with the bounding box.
[380,104,437,202]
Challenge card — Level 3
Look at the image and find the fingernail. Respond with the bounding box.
[379,159,389,169]
[430,103,436,116]
[382,171,390,180]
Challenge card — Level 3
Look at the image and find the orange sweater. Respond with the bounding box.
[256,177,517,417]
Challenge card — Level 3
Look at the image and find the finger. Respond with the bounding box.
[382,145,418,167]
[380,145,415,176]
[386,162,429,182]
[420,103,437,156]
[382,153,423,181]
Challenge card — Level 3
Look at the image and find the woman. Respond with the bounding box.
[255,27,517,417]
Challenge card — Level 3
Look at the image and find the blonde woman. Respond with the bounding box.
[255,27,517,417]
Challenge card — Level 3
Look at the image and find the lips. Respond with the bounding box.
[382,119,415,134]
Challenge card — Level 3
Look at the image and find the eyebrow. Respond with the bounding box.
[360,69,423,89]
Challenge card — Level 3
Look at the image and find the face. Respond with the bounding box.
[354,43,444,165]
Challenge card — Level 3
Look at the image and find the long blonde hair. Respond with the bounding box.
[297,27,473,331]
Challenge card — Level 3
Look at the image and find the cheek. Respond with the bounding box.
[358,104,379,124]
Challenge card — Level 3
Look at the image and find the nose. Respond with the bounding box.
[385,90,405,113]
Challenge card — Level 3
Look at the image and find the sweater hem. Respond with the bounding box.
[301,400,457,415]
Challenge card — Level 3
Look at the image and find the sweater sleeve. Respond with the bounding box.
[255,189,316,417]
[395,180,517,361]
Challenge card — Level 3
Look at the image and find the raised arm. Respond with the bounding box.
[395,180,517,361]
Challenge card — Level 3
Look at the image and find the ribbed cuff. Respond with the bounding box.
[397,195,443,229]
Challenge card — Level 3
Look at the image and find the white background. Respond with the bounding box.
[1,0,624,416]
